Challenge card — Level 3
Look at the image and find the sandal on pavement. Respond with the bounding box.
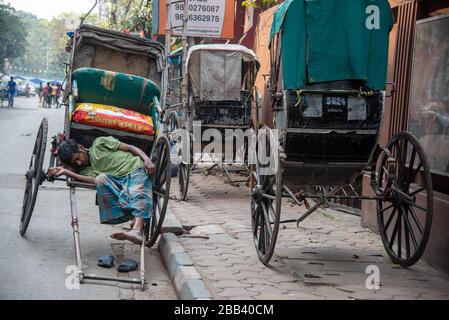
[117,259,138,273]
[98,255,115,268]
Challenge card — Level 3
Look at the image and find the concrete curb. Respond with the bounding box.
[158,219,212,300]
[161,207,184,235]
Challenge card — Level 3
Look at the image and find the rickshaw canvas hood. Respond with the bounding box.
[270,0,394,90]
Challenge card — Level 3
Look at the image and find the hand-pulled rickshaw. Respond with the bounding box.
[251,0,433,267]
[166,44,260,201]
[19,25,171,289]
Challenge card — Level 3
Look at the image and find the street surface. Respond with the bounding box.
[169,169,449,300]
[0,97,176,300]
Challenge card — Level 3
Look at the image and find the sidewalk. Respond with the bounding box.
[168,168,449,300]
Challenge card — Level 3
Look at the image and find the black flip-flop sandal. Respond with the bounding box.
[117,259,138,273]
[98,255,115,268]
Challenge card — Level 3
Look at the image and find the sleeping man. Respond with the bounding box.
[48,136,155,245]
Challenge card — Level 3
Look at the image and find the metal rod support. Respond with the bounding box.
[296,186,342,226]
[69,186,83,282]
[83,274,143,285]
[303,195,383,201]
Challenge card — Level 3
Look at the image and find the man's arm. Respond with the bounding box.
[49,167,96,184]
[117,142,156,175]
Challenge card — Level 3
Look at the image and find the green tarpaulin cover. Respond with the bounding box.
[270,0,393,90]
[73,68,160,116]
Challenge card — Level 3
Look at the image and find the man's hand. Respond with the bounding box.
[144,159,156,176]
[48,167,66,178]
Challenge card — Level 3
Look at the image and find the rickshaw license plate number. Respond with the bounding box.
[323,96,348,120]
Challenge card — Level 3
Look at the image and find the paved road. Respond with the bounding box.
[169,168,449,300]
[0,97,176,300]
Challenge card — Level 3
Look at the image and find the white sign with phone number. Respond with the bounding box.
[171,0,226,38]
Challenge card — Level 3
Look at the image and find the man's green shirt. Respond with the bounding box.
[79,136,143,177]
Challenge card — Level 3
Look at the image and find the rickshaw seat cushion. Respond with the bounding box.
[72,68,160,116]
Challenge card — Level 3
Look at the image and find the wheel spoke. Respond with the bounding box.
[252,203,261,237]
[261,202,273,240]
[409,186,426,197]
[384,207,397,232]
[153,190,167,198]
[262,193,276,201]
[403,208,411,259]
[267,200,277,223]
[380,203,394,213]
[160,174,167,188]
[154,145,164,179]
[406,200,427,213]
[403,209,419,251]
[388,211,401,249]
[258,218,265,254]
[408,205,424,234]
[156,147,167,180]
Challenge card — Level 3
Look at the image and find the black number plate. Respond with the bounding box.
[323,95,348,120]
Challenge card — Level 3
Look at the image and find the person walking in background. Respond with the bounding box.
[55,85,62,108]
[7,77,17,108]
[38,82,43,105]
[47,83,53,108]
[42,83,49,108]
[25,83,30,98]
[51,84,56,106]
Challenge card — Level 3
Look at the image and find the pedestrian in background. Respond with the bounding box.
[42,83,49,108]
[38,82,43,105]
[51,84,56,106]
[55,85,62,108]
[25,83,30,98]
[46,82,53,108]
[7,77,17,108]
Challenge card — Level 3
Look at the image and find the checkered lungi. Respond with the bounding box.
[95,167,153,225]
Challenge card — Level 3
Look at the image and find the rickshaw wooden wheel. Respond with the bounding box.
[178,162,190,201]
[145,135,171,248]
[20,118,48,236]
[377,131,433,267]
[250,126,282,265]
[165,110,189,201]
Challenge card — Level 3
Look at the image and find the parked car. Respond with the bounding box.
[17,82,37,97]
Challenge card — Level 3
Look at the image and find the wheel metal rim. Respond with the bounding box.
[20,118,48,236]
[146,136,171,247]
[250,126,282,265]
[377,131,433,267]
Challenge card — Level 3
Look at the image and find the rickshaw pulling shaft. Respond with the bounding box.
[69,185,146,287]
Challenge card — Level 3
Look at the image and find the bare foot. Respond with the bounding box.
[111,229,143,245]
[122,219,135,231]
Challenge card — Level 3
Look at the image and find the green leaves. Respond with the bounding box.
[242,0,279,10]
[102,0,153,36]
[0,3,27,70]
